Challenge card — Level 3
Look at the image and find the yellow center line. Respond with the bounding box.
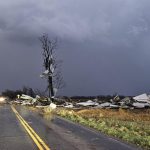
[11,106,51,150]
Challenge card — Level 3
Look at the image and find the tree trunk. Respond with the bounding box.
[48,76,54,102]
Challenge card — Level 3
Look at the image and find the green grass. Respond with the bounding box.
[56,108,150,150]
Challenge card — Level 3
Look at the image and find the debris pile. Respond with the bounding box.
[93,94,150,109]
[76,100,99,107]
[12,93,150,109]
[59,93,150,109]
[13,94,55,108]
[132,93,150,108]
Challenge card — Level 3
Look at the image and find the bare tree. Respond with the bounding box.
[39,34,64,102]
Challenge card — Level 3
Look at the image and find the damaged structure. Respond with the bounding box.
[132,93,150,108]
[13,94,56,109]
[12,93,150,109]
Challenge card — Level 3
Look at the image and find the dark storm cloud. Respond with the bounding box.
[0,0,150,96]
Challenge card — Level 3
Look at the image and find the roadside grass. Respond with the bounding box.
[56,108,150,150]
[29,106,54,120]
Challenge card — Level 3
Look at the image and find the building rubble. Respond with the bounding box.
[132,93,150,108]
[76,100,99,107]
[13,94,56,109]
[12,93,150,109]
[60,93,150,109]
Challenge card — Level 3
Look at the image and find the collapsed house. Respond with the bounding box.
[132,93,150,108]
[13,94,56,109]
[14,94,48,106]
[20,94,37,106]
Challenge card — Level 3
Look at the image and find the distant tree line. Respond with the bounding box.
[64,95,126,102]
[2,89,23,99]
[1,86,36,100]
[1,86,126,102]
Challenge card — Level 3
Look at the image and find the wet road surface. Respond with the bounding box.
[0,105,36,150]
[0,105,142,150]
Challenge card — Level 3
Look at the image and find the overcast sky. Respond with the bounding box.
[0,0,150,96]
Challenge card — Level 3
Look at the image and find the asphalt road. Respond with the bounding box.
[0,104,36,150]
[0,105,142,150]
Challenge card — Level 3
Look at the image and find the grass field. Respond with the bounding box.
[56,108,150,150]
